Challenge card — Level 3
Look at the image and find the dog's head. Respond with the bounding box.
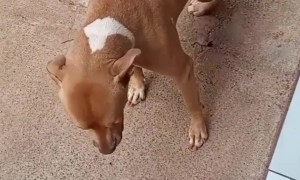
[47,49,141,154]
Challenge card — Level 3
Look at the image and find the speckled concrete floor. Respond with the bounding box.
[1,0,300,179]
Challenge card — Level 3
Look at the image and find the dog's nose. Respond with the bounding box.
[94,138,117,155]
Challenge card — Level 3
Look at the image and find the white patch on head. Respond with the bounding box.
[84,17,135,53]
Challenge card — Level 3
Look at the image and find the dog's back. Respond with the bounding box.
[85,0,188,24]
[66,0,189,69]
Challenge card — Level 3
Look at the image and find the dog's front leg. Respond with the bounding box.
[173,54,208,150]
[128,67,146,105]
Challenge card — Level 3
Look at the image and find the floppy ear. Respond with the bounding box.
[112,48,141,83]
[46,55,66,86]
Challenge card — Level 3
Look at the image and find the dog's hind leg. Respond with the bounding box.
[172,52,208,150]
[129,18,208,150]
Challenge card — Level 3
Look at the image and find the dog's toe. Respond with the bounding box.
[188,123,208,151]
[188,1,207,16]
[128,86,145,105]
[188,0,219,17]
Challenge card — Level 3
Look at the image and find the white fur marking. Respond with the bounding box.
[84,17,135,53]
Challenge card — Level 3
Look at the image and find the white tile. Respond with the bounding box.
[269,77,300,180]
[266,171,290,180]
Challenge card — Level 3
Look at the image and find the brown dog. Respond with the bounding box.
[47,0,218,154]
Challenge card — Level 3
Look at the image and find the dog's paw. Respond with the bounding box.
[188,121,208,150]
[188,0,217,16]
[127,83,146,106]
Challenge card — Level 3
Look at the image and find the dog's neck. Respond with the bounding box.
[66,17,135,72]
[66,32,134,73]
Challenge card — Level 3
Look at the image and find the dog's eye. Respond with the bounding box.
[105,122,118,128]
[114,118,123,124]
[113,121,120,125]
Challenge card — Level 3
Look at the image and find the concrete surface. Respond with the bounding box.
[269,76,300,179]
[1,0,300,179]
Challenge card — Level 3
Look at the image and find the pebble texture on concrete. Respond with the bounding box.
[1,0,300,179]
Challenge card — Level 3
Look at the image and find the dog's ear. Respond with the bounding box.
[46,55,66,86]
[112,48,141,82]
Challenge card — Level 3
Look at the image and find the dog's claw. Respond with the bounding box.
[188,122,208,151]
[127,85,145,105]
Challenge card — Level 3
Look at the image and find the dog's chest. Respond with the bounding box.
[83,17,135,54]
